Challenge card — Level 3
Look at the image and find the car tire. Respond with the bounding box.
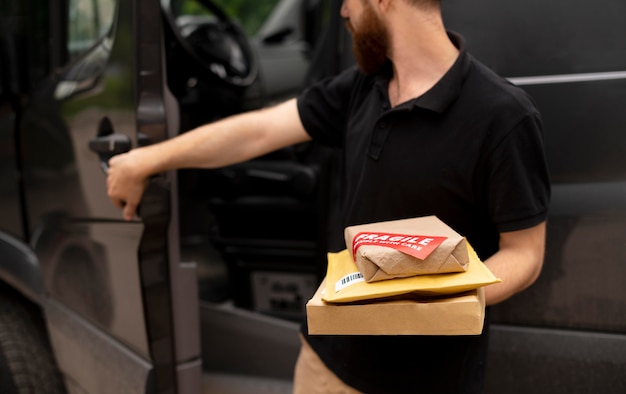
[0,292,66,394]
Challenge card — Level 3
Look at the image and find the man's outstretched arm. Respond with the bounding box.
[107,98,310,220]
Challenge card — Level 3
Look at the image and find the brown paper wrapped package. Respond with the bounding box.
[345,216,469,282]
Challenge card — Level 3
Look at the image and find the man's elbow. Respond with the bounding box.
[523,252,544,291]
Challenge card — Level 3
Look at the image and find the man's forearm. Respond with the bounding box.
[136,98,310,177]
[483,222,546,305]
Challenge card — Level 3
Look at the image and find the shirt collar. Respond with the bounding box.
[374,31,470,114]
[414,32,469,114]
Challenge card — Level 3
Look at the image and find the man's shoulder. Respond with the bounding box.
[468,56,537,110]
[463,55,540,123]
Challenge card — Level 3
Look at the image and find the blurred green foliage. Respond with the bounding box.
[179,0,280,36]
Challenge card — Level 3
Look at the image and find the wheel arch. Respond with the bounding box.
[0,231,44,305]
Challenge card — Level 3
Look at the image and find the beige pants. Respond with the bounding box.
[293,335,362,394]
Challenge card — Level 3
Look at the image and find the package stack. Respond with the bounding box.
[306,216,500,335]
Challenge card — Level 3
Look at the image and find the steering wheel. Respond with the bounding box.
[163,0,258,87]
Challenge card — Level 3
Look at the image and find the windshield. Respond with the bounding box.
[169,0,281,36]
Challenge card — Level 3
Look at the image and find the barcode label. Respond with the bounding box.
[335,272,365,292]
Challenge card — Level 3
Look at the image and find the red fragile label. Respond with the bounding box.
[352,232,447,260]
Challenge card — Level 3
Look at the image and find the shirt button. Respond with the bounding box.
[379,121,388,128]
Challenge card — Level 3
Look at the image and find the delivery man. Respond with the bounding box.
[107,0,550,392]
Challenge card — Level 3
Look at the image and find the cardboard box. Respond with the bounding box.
[306,280,485,335]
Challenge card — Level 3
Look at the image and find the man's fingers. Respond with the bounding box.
[123,202,138,221]
[110,197,125,209]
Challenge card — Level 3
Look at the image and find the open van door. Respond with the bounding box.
[6,0,199,392]
[2,0,343,391]
[56,0,201,391]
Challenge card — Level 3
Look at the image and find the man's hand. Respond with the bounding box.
[107,149,150,221]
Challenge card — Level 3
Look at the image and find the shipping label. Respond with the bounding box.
[352,232,447,260]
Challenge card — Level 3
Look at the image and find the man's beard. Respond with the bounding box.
[348,4,391,75]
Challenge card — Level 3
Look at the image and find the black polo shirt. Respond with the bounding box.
[296,33,550,393]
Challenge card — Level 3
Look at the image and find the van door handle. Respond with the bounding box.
[89,134,131,172]
[89,134,131,156]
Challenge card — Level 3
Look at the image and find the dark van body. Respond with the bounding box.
[442,1,626,392]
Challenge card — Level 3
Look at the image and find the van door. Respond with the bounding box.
[16,0,199,392]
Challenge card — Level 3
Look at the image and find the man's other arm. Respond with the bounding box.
[483,221,546,305]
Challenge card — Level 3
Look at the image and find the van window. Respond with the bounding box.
[67,0,117,62]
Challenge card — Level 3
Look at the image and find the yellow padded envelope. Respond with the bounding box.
[322,243,500,303]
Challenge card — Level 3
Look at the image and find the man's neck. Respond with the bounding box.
[386,10,458,106]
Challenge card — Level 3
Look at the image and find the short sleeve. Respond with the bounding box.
[487,112,551,232]
[297,66,360,148]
